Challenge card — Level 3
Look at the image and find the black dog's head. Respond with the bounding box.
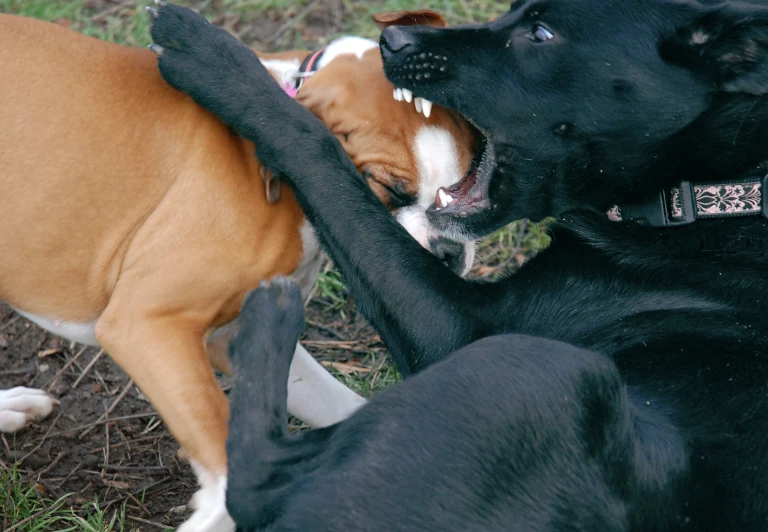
[380,0,768,239]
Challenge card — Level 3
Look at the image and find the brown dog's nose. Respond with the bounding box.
[380,27,417,56]
[429,237,467,275]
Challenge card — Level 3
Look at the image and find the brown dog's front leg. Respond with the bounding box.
[95,308,233,531]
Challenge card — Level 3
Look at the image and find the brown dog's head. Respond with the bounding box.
[262,10,483,276]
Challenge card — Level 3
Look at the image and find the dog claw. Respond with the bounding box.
[146,6,159,18]
[148,44,164,56]
[154,0,166,5]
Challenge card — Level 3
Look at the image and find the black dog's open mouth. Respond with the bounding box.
[392,87,495,219]
[430,135,493,218]
[385,37,497,223]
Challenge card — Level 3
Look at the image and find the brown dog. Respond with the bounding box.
[0,9,476,530]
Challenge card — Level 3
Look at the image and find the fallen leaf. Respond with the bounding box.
[38,347,62,358]
[103,479,130,490]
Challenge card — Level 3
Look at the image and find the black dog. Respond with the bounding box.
[230,278,635,531]
[149,1,768,530]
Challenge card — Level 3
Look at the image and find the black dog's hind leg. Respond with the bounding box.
[226,278,332,529]
[148,3,492,375]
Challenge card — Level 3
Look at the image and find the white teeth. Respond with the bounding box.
[413,97,433,118]
[393,88,433,118]
[422,99,433,118]
[436,188,455,209]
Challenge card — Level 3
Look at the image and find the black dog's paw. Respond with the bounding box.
[239,277,305,330]
[148,1,225,89]
[146,1,340,181]
[146,2,274,121]
[147,0,212,54]
[146,1,345,190]
[229,278,306,373]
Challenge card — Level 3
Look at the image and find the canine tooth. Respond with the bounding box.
[422,99,433,118]
[437,188,454,209]
[393,88,403,101]
[146,6,159,17]
[402,89,413,103]
[148,44,164,55]
[414,97,423,114]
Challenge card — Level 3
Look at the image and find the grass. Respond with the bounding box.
[330,353,401,396]
[1,464,132,532]
[0,0,153,46]
[314,264,351,311]
[0,0,508,49]
[0,0,546,529]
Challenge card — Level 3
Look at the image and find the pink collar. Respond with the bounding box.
[281,49,325,99]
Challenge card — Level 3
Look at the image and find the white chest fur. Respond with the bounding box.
[290,220,325,301]
[13,308,99,346]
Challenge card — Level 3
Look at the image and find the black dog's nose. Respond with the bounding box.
[429,237,467,276]
[380,26,417,56]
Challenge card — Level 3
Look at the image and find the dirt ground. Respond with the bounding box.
[0,291,393,529]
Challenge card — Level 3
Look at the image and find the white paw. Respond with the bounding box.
[0,387,58,433]
[179,464,234,532]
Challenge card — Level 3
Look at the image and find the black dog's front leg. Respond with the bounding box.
[148,3,500,374]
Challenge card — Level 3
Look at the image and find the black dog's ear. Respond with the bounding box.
[660,4,768,94]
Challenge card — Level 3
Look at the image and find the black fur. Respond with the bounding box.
[150,2,768,529]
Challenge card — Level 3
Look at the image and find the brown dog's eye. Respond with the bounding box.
[363,171,415,209]
[382,183,416,209]
[531,25,554,42]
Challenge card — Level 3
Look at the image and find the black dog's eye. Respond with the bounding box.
[531,25,554,42]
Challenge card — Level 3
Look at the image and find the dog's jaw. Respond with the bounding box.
[398,125,477,274]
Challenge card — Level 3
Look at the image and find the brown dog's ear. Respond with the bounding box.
[660,4,768,95]
[372,10,448,30]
